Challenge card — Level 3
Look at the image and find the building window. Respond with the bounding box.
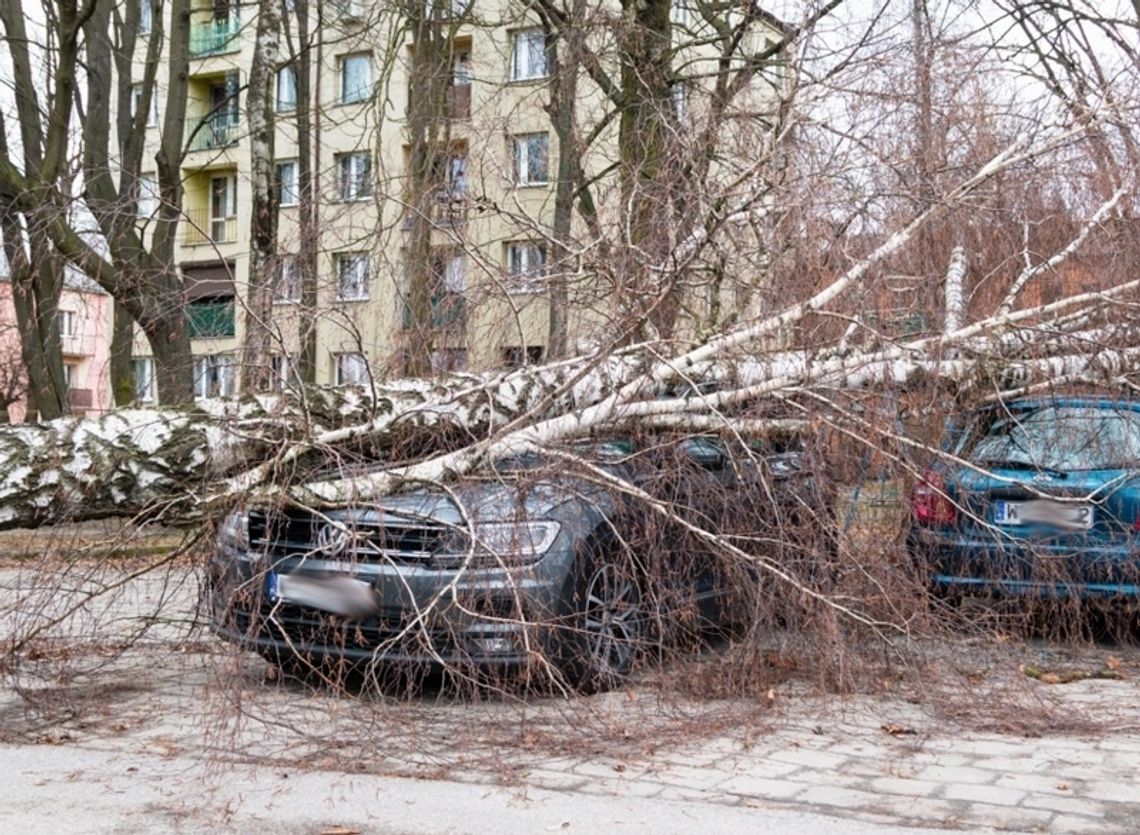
[131,84,159,127]
[506,241,546,293]
[132,358,155,403]
[503,345,545,368]
[58,310,77,338]
[336,253,370,301]
[337,152,372,201]
[136,174,159,217]
[432,152,467,201]
[209,175,238,242]
[670,0,692,28]
[335,352,369,386]
[340,53,373,103]
[511,29,548,81]
[139,0,152,35]
[269,355,297,390]
[671,81,690,123]
[276,65,297,112]
[511,133,549,185]
[276,160,299,206]
[193,354,236,399]
[274,256,301,302]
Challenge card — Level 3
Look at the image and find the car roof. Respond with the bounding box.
[991,397,1140,414]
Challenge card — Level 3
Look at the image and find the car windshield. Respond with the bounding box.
[961,404,1140,472]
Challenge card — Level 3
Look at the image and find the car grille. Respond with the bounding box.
[248,509,451,564]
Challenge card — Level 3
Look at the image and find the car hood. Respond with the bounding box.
[326,477,591,527]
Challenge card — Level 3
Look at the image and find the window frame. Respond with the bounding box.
[334,352,369,386]
[335,252,371,301]
[274,256,302,303]
[506,241,547,294]
[339,53,373,104]
[136,173,159,217]
[132,357,156,403]
[337,151,373,201]
[276,159,299,206]
[192,354,236,399]
[511,132,550,186]
[275,65,298,112]
[510,29,549,81]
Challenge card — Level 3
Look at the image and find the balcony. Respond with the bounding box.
[184,209,237,246]
[188,298,236,339]
[189,18,241,58]
[402,292,467,330]
[187,112,241,152]
[60,333,97,357]
[68,388,94,410]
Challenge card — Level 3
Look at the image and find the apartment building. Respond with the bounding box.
[131,0,787,399]
[0,272,112,421]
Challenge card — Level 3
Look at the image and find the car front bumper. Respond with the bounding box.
[207,545,574,669]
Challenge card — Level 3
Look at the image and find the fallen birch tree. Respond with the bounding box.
[0,125,1133,531]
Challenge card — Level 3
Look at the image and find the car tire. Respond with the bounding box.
[551,541,646,693]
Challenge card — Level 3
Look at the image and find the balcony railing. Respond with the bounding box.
[68,388,94,410]
[184,209,238,246]
[189,18,241,57]
[187,112,241,152]
[60,333,96,357]
[188,299,236,339]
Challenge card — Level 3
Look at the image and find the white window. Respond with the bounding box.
[132,358,155,403]
[337,152,372,200]
[193,354,236,399]
[506,241,546,293]
[452,50,472,86]
[511,133,549,185]
[209,175,237,241]
[433,153,467,200]
[340,53,373,103]
[671,0,692,28]
[335,352,369,386]
[132,83,159,127]
[276,66,297,112]
[136,174,159,217]
[58,310,77,338]
[139,0,152,35]
[269,355,296,390]
[63,363,78,390]
[274,256,301,302]
[671,81,690,123]
[336,253,370,301]
[511,29,548,81]
[276,160,299,206]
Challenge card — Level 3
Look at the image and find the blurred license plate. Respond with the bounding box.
[994,500,1093,530]
[267,572,378,617]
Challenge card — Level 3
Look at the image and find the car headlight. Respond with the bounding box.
[439,520,561,567]
[219,511,250,551]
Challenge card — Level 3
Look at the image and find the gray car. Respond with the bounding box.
[208,435,827,691]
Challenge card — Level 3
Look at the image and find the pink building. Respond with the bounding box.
[0,274,112,422]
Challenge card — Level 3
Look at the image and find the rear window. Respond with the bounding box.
[958,404,1140,471]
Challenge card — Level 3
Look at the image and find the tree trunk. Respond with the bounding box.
[239,0,282,393]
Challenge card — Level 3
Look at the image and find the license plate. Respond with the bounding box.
[993,500,1094,530]
[267,572,379,618]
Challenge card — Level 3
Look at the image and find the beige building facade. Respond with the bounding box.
[131,0,787,399]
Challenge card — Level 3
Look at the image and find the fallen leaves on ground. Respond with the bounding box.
[1020,664,1123,684]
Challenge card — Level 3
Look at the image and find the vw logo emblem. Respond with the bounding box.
[316,522,352,557]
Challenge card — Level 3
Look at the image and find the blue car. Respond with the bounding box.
[907,397,1140,600]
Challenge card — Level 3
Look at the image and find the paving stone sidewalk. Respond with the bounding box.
[510,680,1140,833]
